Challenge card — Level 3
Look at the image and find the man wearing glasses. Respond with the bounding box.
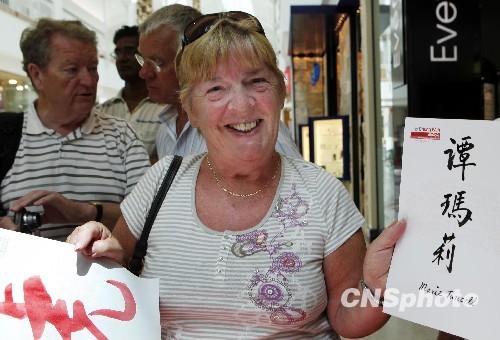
[137,5,302,159]
[95,25,165,161]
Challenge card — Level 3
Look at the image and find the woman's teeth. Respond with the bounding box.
[231,120,258,132]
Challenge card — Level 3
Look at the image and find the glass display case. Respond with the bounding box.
[308,116,350,181]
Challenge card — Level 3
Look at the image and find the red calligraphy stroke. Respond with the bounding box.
[0,283,26,319]
[0,275,137,340]
[89,280,136,320]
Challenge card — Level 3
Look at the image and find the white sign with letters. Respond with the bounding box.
[385,117,500,339]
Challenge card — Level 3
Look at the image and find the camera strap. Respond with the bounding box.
[128,155,183,276]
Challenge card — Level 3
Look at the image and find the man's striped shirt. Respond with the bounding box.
[94,90,166,156]
[0,103,150,240]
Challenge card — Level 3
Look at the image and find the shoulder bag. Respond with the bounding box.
[128,155,183,276]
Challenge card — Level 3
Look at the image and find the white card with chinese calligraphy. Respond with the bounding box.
[0,228,160,339]
[385,117,500,339]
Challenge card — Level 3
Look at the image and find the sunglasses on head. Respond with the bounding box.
[181,11,266,50]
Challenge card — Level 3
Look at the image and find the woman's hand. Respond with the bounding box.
[363,219,407,294]
[66,221,126,265]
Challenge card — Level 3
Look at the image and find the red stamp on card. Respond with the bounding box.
[410,127,440,140]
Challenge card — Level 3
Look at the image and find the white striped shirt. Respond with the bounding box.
[0,102,150,240]
[155,105,303,159]
[95,90,166,156]
[122,154,364,339]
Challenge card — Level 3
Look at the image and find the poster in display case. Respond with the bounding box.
[308,116,350,181]
[298,124,310,162]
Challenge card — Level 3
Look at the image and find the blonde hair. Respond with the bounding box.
[176,17,286,113]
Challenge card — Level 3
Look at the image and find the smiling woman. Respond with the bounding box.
[67,9,406,339]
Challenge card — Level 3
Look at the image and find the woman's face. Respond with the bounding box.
[189,56,284,162]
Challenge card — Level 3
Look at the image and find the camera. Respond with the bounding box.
[13,208,42,233]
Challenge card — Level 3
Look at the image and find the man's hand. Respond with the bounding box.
[0,215,19,231]
[10,190,95,225]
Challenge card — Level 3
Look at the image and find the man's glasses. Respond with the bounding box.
[110,47,137,59]
[181,11,265,50]
[135,54,163,73]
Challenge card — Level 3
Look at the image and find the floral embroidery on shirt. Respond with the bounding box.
[231,184,309,325]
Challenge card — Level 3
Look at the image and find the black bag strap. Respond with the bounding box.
[0,112,24,184]
[0,112,24,217]
[128,155,183,276]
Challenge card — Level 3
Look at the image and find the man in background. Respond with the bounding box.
[0,18,150,241]
[137,4,302,159]
[95,25,165,161]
